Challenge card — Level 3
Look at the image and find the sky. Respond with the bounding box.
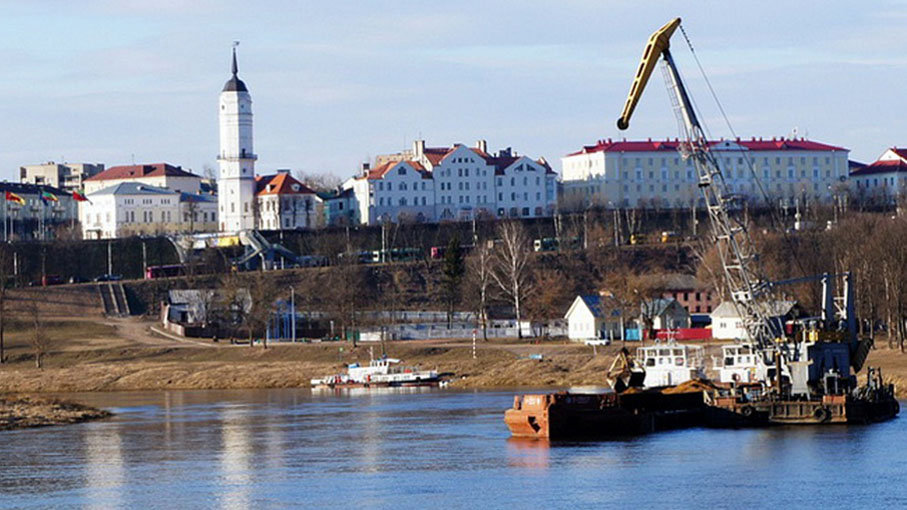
[2,1,906,184]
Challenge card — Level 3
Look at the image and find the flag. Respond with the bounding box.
[40,191,58,203]
[4,191,24,205]
[72,190,91,203]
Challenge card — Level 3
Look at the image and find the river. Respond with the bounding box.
[0,388,904,509]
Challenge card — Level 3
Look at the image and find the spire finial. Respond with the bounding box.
[232,41,240,77]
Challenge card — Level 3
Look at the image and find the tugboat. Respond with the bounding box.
[311,356,440,390]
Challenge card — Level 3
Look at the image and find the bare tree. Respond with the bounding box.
[490,221,533,339]
[441,235,465,328]
[467,241,494,341]
[26,302,49,368]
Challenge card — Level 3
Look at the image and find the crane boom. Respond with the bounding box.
[616,18,786,369]
[617,18,681,130]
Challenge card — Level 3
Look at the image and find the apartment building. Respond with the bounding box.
[20,162,104,192]
[560,137,849,210]
[850,147,907,204]
[345,140,557,225]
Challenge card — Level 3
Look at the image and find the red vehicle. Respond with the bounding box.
[144,264,185,279]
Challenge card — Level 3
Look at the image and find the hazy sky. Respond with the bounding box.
[2,1,906,183]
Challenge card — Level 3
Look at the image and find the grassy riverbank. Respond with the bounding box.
[0,318,905,396]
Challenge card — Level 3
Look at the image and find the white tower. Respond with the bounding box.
[217,46,257,233]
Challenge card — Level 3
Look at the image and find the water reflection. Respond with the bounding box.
[0,390,902,510]
[218,404,253,510]
[506,438,550,470]
[82,421,125,510]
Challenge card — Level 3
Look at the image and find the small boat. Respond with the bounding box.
[635,341,706,388]
[311,357,440,389]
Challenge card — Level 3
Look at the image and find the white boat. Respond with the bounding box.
[635,342,706,388]
[713,342,760,384]
[311,357,440,389]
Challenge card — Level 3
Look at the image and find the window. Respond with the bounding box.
[398,167,406,175]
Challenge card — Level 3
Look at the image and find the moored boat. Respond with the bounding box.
[311,357,440,389]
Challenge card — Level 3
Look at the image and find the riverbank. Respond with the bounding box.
[0,338,905,396]
[0,395,111,430]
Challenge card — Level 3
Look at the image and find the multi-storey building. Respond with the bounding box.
[80,182,217,239]
[83,163,203,195]
[345,140,557,225]
[318,187,359,226]
[255,171,321,230]
[20,162,104,192]
[850,147,907,204]
[560,137,849,210]
[0,182,77,241]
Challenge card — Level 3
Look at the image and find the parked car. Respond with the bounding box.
[42,275,64,286]
[93,274,123,282]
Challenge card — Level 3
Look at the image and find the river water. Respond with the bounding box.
[0,388,904,509]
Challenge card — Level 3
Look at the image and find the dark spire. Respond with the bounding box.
[223,45,248,92]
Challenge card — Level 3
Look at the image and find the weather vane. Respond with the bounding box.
[233,40,240,48]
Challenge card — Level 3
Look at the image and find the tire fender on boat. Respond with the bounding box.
[740,405,755,418]
[814,406,832,422]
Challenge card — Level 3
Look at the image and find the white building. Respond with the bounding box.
[20,162,104,192]
[710,300,799,340]
[255,171,322,230]
[560,137,850,210]
[345,140,557,225]
[850,147,907,204]
[81,182,218,239]
[564,294,623,342]
[217,48,257,233]
[83,163,203,195]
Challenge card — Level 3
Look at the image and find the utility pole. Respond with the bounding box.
[142,240,147,277]
[290,286,296,342]
[612,208,620,247]
[691,200,697,236]
[583,207,589,250]
[107,240,112,276]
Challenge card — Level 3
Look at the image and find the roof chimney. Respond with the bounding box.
[413,140,425,159]
[475,139,487,153]
[361,162,370,176]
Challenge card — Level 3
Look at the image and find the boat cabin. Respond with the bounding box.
[636,343,705,388]
[714,343,759,383]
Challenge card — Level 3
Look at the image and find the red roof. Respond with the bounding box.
[566,137,847,157]
[850,158,907,176]
[255,172,316,195]
[890,148,907,160]
[362,161,431,180]
[85,163,198,181]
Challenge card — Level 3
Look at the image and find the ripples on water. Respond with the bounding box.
[0,389,904,509]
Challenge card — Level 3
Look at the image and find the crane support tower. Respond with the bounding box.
[615,18,898,422]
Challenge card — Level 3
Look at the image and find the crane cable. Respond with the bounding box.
[678,23,810,286]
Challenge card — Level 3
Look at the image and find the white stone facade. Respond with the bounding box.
[217,49,257,233]
[850,147,907,204]
[560,137,850,210]
[345,140,557,225]
[81,182,218,240]
[255,171,322,230]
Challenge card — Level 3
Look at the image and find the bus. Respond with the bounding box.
[145,264,185,279]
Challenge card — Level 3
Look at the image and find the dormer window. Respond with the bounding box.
[398,167,406,175]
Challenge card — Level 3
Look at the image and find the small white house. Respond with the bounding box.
[565,295,622,342]
[643,298,691,330]
[710,300,799,340]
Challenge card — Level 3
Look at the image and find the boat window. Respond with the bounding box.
[672,349,683,356]
[741,347,751,355]
[725,357,735,366]
[674,357,684,366]
[658,349,670,356]
[646,358,656,367]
